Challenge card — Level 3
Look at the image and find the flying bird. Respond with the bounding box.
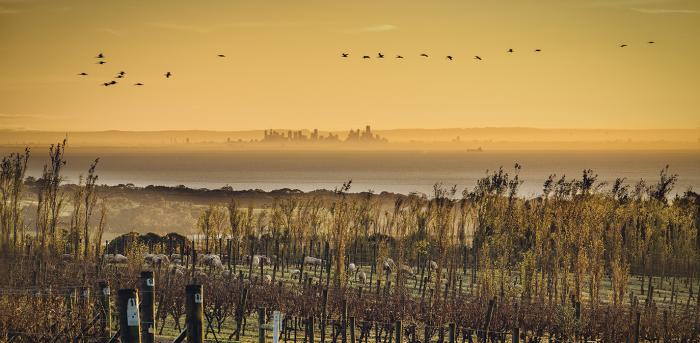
[420,53,428,57]
[377,53,384,58]
[648,41,655,44]
[78,72,88,76]
[102,82,110,87]
[118,71,125,76]
[134,83,144,86]
[534,49,541,52]
[96,53,104,59]
[97,61,106,65]
[217,54,226,57]
[396,55,404,59]
[109,80,117,85]
[165,72,172,78]
[507,49,514,53]
[446,55,453,60]
[341,53,349,57]
[620,44,627,47]
[362,55,370,59]
[116,75,124,79]
[474,56,482,60]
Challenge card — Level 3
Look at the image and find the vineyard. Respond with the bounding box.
[0,143,699,342]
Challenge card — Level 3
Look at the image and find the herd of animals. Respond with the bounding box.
[95,252,440,286]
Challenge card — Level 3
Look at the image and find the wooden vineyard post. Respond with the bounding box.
[308,316,315,343]
[139,271,155,343]
[483,297,496,342]
[321,288,329,343]
[448,323,455,343]
[186,284,204,343]
[633,311,640,343]
[117,289,141,343]
[512,302,520,343]
[396,320,403,343]
[349,317,356,343]
[259,307,267,343]
[98,281,111,339]
[235,287,249,341]
[273,310,283,343]
[341,299,348,343]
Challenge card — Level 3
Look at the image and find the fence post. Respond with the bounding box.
[139,271,155,343]
[117,289,141,343]
[98,281,111,339]
[448,323,455,343]
[259,307,267,343]
[396,320,403,343]
[186,284,204,343]
[273,310,282,343]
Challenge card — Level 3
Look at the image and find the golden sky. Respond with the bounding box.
[0,0,699,131]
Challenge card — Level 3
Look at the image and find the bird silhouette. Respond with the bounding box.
[109,80,117,85]
[446,55,453,60]
[648,41,655,44]
[474,56,482,60]
[118,71,125,76]
[341,53,349,57]
[97,61,106,65]
[396,55,404,59]
[507,49,514,53]
[96,53,104,59]
[78,72,88,76]
[165,72,172,78]
[217,54,226,57]
[620,44,628,48]
[377,53,384,58]
[134,83,144,86]
[116,75,124,79]
[102,82,110,87]
[420,53,429,57]
[362,55,370,59]
[534,49,541,52]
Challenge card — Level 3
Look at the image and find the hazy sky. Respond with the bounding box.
[1,0,699,131]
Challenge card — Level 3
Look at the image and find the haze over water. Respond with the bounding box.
[14,149,700,197]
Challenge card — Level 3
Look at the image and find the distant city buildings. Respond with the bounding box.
[261,125,386,144]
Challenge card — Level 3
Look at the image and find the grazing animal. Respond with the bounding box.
[304,256,324,266]
[348,263,357,275]
[357,271,367,284]
[199,254,224,270]
[263,275,272,284]
[399,264,417,279]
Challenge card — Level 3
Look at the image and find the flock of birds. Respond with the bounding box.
[341,41,655,61]
[77,52,227,87]
[79,41,656,87]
